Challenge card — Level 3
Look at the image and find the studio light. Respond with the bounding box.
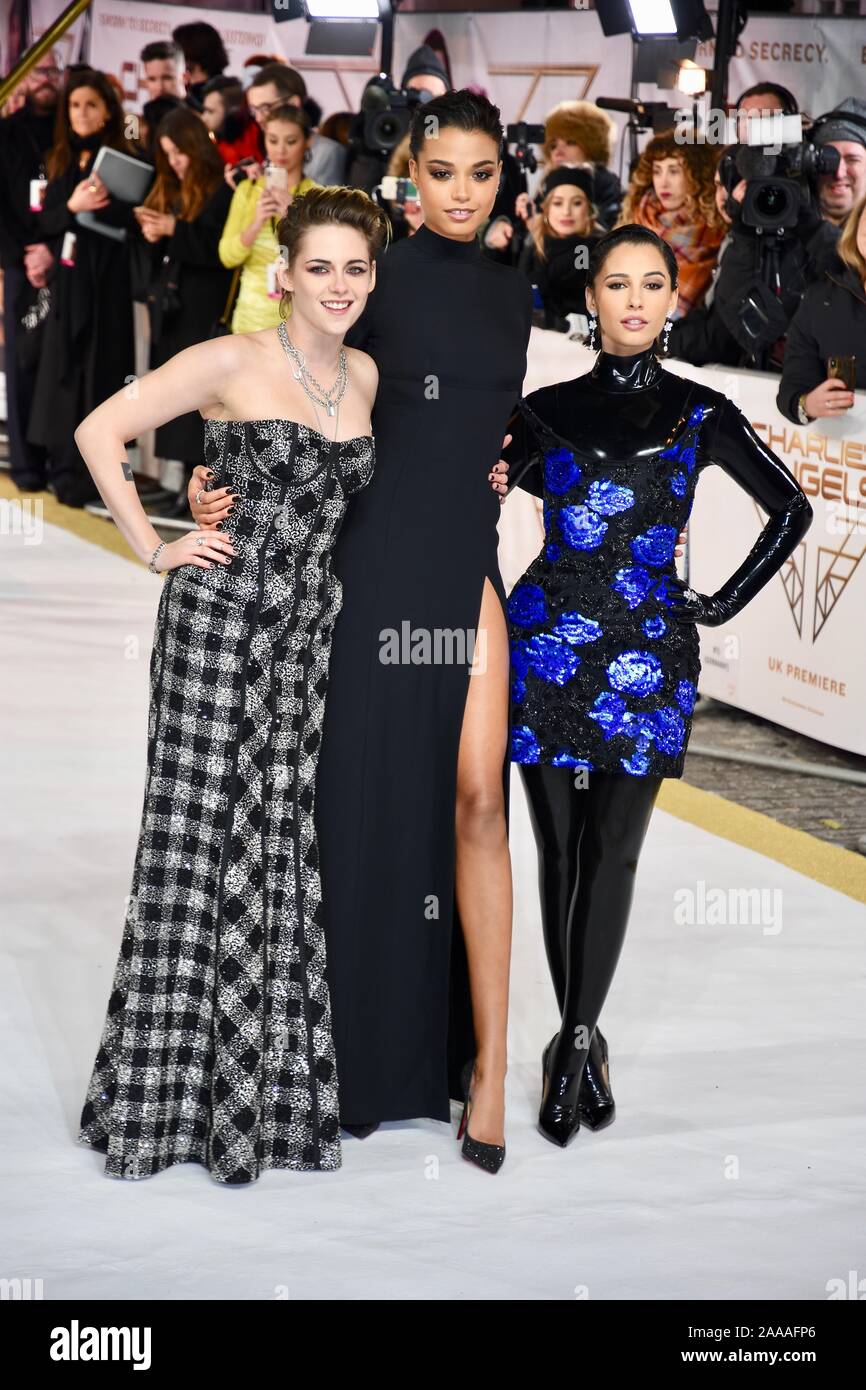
[304,0,380,16]
[630,1,677,34]
[596,0,714,43]
[676,59,708,95]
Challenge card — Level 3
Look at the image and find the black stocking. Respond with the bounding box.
[520,764,663,1086]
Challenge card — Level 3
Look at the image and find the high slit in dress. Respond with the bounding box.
[315,221,533,1123]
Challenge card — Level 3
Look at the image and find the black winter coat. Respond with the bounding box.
[712,201,840,362]
[517,231,598,331]
[777,260,866,423]
[26,149,136,452]
[135,181,235,462]
[0,103,56,269]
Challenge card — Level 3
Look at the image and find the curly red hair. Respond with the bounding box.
[620,132,726,232]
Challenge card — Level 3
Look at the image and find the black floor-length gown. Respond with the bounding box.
[316,222,533,1124]
[79,415,374,1182]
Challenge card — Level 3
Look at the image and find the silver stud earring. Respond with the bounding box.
[587,313,598,351]
[661,316,673,354]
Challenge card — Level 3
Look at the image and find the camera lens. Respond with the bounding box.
[756,183,785,217]
[371,111,401,151]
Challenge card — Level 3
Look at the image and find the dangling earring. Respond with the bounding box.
[587,313,598,351]
[661,316,673,354]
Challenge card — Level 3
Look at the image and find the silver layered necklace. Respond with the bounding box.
[277,320,348,440]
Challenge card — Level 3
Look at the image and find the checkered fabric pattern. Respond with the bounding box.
[79,418,375,1183]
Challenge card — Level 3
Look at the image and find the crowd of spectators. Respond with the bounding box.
[2,22,864,512]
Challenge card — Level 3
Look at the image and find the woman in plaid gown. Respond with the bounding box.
[74,189,387,1182]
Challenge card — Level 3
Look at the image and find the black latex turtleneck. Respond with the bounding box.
[409,220,481,261]
[589,344,663,392]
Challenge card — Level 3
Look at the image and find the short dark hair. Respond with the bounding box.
[172,22,228,79]
[408,88,503,163]
[587,223,679,290]
[141,41,182,67]
[202,75,244,109]
[249,62,305,103]
[735,82,798,116]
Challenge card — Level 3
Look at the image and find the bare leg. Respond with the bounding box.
[454,576,512,1146]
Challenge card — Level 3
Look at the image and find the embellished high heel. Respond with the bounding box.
[539,1036,582,1148]
[458,1058,506,1174]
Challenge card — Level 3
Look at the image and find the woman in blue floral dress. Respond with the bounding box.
[504,225,812,1146]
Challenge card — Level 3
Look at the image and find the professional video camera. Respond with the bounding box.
[344,76,433,197]
[718,114,839,236]
[359,76,430,156]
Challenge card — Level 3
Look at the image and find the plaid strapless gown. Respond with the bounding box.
[78,417,374,1183]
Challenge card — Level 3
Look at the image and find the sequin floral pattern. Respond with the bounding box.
[509,399,709,777]
[78,419,375,1182]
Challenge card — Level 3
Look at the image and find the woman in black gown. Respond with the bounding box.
[191,92,532,1169]
[503,225,813,1146]
[319,97,533,1162]
[27,67,138,507]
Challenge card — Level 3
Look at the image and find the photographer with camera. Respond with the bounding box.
[710,99,843,371]
[813,98,866,228]
[344,45,449,197]
[776,193,866,425]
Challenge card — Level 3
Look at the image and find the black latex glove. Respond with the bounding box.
[667,397,813,627]
[664,576,736,628]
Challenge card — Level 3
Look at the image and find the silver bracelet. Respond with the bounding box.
[148,541,166,574]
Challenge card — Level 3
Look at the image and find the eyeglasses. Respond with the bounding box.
[247,100,275,118]
[33,65,62,79]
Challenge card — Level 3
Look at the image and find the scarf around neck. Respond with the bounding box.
[637,189,724,317]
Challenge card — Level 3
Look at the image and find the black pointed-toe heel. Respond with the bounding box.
[579,1028,616,1131]
[540,1028,616,1137]
[458,1058,506,1175]
[341,1122,380,1139]
[539,1037,581,1148]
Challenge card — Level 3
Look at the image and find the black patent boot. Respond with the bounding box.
[538,1035,582,1148]
[579,1027,616,1131]
[541,1028,615,1137]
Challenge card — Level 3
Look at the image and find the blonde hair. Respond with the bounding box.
[529,165,600,261]
[838,193,866,284]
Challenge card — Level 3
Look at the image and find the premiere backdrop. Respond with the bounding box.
[16,3,866,161]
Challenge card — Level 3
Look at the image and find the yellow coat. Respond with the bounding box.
[219,175,320,333]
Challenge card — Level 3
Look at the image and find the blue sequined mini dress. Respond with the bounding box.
[507,383,710,778]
